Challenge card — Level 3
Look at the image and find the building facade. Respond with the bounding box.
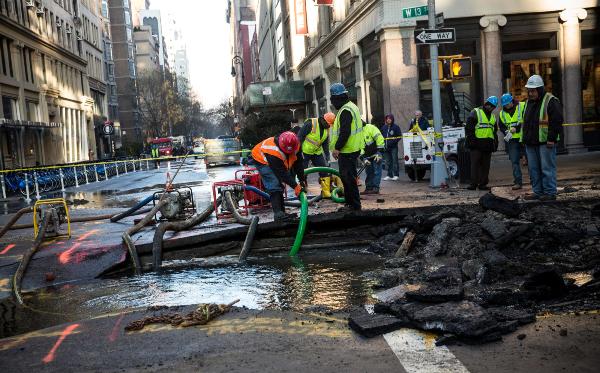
[108,0,141,145]
[228,0,257,119]
[245,0,600,152]
[0,0,106,169]
[133,24,159,73]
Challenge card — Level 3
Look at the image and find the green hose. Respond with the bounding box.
[331,187,345,203]
[289,166,343,256]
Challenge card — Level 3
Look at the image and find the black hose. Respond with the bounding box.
[285,194,323,207]
[123,200,167,274]
[239,216,259,262]
[152,198,221,270]
[13,210,51,306]
[0,207,33,239]
[224,191,253,225]
[110,195,154,222]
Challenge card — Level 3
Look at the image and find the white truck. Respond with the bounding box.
[402,126,465,181]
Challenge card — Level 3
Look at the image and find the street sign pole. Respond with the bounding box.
[428,0,447,188]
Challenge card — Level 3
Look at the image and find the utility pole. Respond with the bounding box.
[428,0,448,187]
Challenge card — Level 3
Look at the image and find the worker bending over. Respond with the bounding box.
[297,112,335,197]
[250,132,307,222]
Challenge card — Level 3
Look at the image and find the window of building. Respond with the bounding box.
[2,96,19,120]
[124,10,131,26]
[21,46,35,84]
[502,33,557,54]
[26,101,39,122]
[304,84,316,118]
[0,36,14,77]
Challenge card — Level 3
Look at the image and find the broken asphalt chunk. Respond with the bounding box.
[479,193,521,218]
[348,309,407,338]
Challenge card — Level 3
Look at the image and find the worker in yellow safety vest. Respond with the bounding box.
[297,112,336,198]
[499,93,526,190]
[329,82,364,212]
[521,74,564,201]
[465,96,499,191]
[360,123,385,195]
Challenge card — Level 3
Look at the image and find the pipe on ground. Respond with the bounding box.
[122,200,167,274]
[224,191,252,225]
[12,210,51,306]
[152,198,221,270]
[110,195,154,222]
[238,216,259,262]
[0,207,33,238]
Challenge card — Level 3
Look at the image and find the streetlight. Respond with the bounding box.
[231,55,245,90]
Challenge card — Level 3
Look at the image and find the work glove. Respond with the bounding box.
[294,184,304,197]
[363,159,371,167]
[299,179,307,189]
[373,153,383,162]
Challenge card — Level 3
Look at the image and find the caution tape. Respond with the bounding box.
[0,150,252,174]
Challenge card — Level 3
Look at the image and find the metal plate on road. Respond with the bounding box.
[414,28,456,44]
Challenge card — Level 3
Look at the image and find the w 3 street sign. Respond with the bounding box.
[414,28,456,44]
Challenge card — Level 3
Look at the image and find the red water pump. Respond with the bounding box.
[235,168,269,207]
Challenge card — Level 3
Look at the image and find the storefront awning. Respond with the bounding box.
[243,81,306,113]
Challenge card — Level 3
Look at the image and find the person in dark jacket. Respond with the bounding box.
[380,114,401,180]
[329,82,364,212]
[465,96,499,190]
[521,75,564,201]
[408,110,429,131]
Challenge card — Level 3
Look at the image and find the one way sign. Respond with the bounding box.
[414,28,456,44]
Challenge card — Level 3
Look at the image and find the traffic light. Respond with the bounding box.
[450,57,472,78]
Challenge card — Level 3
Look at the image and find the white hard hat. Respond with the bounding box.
[525,75,544,89]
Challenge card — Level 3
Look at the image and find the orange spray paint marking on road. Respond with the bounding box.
[58,242,82,264]
[0,244,16,255]
[42,323,80,364]
[109,313,125,342]
[77,229,99,242]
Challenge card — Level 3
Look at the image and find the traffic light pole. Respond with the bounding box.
[428,0,448,188]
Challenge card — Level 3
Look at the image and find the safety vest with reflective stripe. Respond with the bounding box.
[251,137,298,170]
[363,124,384,148]
[302,118,328,155]
[500,102,525,140]
[474,107,496,140]
[523,93,560,142]
[330,101,364,153]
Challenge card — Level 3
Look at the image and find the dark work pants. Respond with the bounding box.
[338,151,361,210]
[302,153,328,177]
[469,149,492,187]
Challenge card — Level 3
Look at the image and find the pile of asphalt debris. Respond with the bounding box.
[350,194,600,345]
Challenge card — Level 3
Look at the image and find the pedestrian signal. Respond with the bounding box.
[450,57,472,78]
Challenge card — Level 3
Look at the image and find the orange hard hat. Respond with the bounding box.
[323,112,336,125]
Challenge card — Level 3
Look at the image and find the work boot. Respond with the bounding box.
[540,194,557,201]
[467,185,477,190]
[271,192,296,222]
[511,184,523,190]
[478,185,490,191]
[320,177,332,198]
[523,193,540,201]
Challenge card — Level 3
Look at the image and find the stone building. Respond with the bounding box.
[0,0,106,169]
[133,24,159,73]
[246,0,600,151]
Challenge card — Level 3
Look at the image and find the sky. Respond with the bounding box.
[152,0,232,109]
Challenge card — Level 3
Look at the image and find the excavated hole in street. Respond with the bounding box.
[2,197,600,343]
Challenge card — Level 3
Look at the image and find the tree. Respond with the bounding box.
[137,70,183,138]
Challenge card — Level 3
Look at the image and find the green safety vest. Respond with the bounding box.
[363,124,384,148]
[523,93,560,142]
[302,118,328,155]
[500,102,525,140]
[474,107,496,140]
[330,101,363,153]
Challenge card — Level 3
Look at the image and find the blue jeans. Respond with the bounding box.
[507,140,523,185]
[525,144,557,196]
[383,147,399,177]
[254,162,283,193]
[365,157,383,191]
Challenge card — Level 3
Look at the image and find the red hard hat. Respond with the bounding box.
[278,131,299,154]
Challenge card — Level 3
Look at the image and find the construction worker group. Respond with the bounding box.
[251,74,563,221]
